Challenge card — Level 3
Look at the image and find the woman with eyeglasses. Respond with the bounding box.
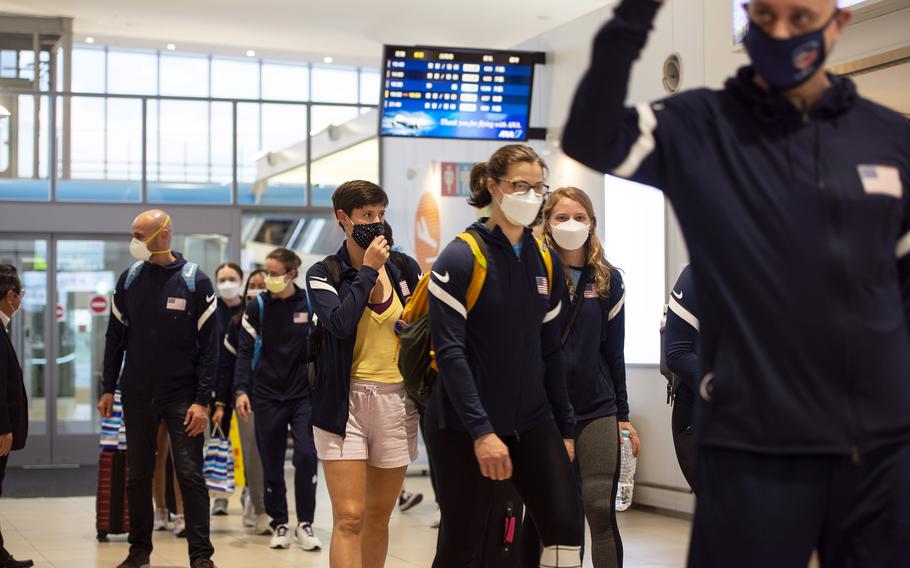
[425,144,583,567]
[521,187,640,568]
[214,269,270,534]
[233,249,322,552]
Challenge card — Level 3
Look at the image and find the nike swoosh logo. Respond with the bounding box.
[432,271,450,283]
[206,293,216,303]
[311,276,328,282]
[672,290,683,300]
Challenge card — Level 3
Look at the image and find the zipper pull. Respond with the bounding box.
[514,429,521,442]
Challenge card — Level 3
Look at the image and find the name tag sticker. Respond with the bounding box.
[166,297,187,311]
[858,164,903,198]
[294,312,309,324]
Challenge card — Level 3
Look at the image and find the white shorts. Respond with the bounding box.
[313,379,419,469]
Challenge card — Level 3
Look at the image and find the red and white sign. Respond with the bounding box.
[55,305,64,321]
[89,295,109,315]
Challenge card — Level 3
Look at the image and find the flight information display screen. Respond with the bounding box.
[380,45,538,141]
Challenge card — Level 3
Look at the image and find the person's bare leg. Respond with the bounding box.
[362,465,408,568]
[153,421,168,510]
[323,460,368,568]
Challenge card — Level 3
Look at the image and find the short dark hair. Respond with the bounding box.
[0,264,21,299]
[332,180,389,228]
[216,262,244,282]
[265,247,301,274]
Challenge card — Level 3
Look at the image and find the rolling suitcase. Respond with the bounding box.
[471,481,524,567]
[96,449,130,542]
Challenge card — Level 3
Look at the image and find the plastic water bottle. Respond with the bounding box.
[615,429,637,512]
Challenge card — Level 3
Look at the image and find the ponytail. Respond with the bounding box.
[468,162,492,208]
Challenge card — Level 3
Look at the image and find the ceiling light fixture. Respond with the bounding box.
[166,43,176,51]
[323,56,334,64]
[85,37,95,44]
[246,50,256,57]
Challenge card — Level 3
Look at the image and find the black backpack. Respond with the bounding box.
[659,304,679,405]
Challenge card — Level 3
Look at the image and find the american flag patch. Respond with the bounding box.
[399,280,411,297]
[294,312,308,324]
[536,276,549,295]
[858,164,902,198]
[166,297,186,311]
[584,284,598,299]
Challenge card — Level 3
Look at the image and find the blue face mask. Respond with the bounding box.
[743,11,838,91]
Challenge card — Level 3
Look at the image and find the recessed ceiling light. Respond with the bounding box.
[246,50,256,57]
[85,37,95,44]
[166,43,176,51]
[323,56,334,64]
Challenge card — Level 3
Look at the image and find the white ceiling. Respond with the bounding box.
[0,0,608,66]
[851,62,910,116]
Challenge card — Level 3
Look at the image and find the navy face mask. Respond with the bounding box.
[743,11,838,91]
[350,221,385,249]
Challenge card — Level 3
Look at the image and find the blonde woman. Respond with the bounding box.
[523,187,640,568]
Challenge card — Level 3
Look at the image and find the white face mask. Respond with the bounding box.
[551,219,591,251]
[498,189,544,228]
[217,281,241,300]
[246,289,264,301]
[129,238,152,262]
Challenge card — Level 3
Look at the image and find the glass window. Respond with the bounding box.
[241,213,339,275]
[262,62,309,101]
[602,175,665,365]
[18,50,34,82]
[66,96,105,179]
[159,54,209,97]
[72,47,105,93]
[311,66,358,103]
[236,102,261,185]
[0,50,16,79]
[210,102,234,186]
[310,105,360,135]
[359,69,380,104]
[261,103,307,151]
[106,49,157,95]
[311,138,378,207]
[211,58,260,99]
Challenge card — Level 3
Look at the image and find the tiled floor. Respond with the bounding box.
[0,470,692,567]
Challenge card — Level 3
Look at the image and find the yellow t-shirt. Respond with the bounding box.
[351,290,404,384]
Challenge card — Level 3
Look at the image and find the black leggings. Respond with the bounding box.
[425,416,583,567]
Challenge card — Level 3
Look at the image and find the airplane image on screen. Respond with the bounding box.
[383,111,436,136]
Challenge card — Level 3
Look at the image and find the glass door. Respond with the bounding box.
[0,236,51,466]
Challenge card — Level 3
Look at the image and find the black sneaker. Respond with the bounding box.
[192,559,217,568]
[398,490,423,512]
[116,552,150,568]
[0,556,34,568]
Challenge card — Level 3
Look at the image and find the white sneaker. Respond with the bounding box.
[255,514,272,535]
[154,508,170,531]
[173,515,186,538]
[270,524,291,549]
[295,522,322,551]
[430,507,440,529]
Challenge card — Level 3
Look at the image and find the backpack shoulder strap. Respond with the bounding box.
[456,229,488,312]
[181,262,198,293]
[322,256,343,291]
[257,293,265,323]
[534,238,554,298]
[123,261,145,290]
[389,251,410,281]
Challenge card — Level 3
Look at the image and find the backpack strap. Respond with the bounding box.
[123,261,145,290]
[456,229,489,312]
[252,294,265,370]
[181,262,198,293]
[322,256,343,291]
[534,238,554,298]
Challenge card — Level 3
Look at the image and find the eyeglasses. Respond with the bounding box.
[495,178,550,197]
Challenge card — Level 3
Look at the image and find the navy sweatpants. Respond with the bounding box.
[688,442,910,568]
[254,395,318,528]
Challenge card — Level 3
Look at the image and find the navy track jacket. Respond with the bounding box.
[564,0,910,455]
[665,265,700,398]
[217,318,241,406]
[426,221,574,440]
[563,265,629,423]
[306,243,421,437]
[102,252,218,406]
[234,286,311,403]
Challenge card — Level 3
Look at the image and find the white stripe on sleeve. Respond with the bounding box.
[543,299,563,324]
[428,280,467,319]
[612,103,658,179]
[112,301,126,325]
[197,297,217,331]
[223,336,237,356]
[608,291,626,321]
[309,280,339,295]
[668,295,700,331]
[897,230,910,259]
[241,313,258,339]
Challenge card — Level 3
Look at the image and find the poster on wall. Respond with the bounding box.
[440,162,473,197]
[414,192,441,273]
